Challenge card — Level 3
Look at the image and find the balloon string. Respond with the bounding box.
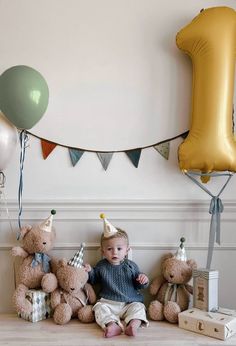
[17,130,29,239]
[0,176,17,289]
[0,171,6,188]
[185,171,233,269]
[0,188,14,234]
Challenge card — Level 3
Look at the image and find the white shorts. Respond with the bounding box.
[92,298,149,330]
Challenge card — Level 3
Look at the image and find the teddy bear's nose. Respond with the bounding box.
[70,288,75,291]
[43,242,46,245]
[170,274,174,279]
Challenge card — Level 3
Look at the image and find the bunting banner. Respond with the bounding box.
[41,139,57,159]
[97,152,114,170]
[154,142,170,160]
[27,130,189,170]
[69,148,84,167]
[125,149,142,168]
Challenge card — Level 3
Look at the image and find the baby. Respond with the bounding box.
[85,214,149,338]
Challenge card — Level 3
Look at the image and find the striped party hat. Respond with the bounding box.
[68,242,85,268]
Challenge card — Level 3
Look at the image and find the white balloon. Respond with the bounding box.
[0,112,18,171]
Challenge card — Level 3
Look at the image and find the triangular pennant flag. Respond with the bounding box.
[97,152,113,170]
[69,148,84,166]
[125,149,142,168]
[154,142,170,160]
[181,131,189,139]
[41,139,57,159]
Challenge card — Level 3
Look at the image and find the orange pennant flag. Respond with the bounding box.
[41,139,57,159]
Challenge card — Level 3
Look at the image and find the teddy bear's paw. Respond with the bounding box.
[78,305,95,323]
[11,246,23,257]
[21,301,33,314]
[163,301,180,323]
[13,296,33,314]
[13,284,33,314]
[148,300,164,321]
[41,273,58,293]
[53,303,72,325]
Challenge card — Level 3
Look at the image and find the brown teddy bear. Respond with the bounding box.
[148,238,197,323]
[51,244,96,325]
[12,210,58,314]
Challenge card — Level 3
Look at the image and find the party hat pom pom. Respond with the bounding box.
[100,213,105,219]
[180,237,185,248]
[51,209,56,215]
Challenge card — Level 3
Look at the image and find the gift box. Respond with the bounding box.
[193,268,219,312]
[179,307,236,340]
[18,289,52,322]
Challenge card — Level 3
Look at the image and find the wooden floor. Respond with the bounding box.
[1,314,236,346]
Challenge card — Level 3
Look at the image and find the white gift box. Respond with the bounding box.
[193,268,219,312]
[179,307,236,340]
[18,289,52,323]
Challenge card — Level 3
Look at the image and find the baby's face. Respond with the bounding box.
[102,237,129,265]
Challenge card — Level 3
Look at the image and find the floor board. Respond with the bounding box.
[0,315,236,346]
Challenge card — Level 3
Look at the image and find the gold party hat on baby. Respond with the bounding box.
[39,209,56,232]
[175,237,187,261]
[100,213,118,238]
[68,242,85,268]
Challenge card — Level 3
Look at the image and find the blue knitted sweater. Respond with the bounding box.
[88,259,148,303]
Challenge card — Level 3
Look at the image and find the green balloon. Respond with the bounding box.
[0,65,49,129]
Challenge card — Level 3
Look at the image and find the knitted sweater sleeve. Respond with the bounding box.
[88,261,101,285]
[127,260,149,290]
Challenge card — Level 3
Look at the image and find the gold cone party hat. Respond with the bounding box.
[100,213,118,238]
[39,209,56,232]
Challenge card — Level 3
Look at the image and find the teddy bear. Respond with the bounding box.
[51,244,96,325]
[12,210,58,314]
[148,238,197,323]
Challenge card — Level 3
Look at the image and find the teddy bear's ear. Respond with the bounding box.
[186,259,197,270]
[58,259,68,267]
[20,225,32,239]
[162,253,173,262]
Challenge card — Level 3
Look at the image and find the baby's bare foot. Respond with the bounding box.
[104,322,122,338]
[125,319,142,337]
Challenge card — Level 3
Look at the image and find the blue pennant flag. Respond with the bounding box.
[97,152,113,170]
[125,149,142,168]
[69,148,84,166]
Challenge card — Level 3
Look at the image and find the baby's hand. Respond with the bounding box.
[136,273,149,285]
[83,263,92,272]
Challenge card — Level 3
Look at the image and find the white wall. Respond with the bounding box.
[1,200,236,313]
[0,0,236,313]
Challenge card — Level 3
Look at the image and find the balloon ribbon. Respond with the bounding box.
[185,171,233,269]
[17,130,29,239]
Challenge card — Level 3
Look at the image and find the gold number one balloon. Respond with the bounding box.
[176,7,236,174]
